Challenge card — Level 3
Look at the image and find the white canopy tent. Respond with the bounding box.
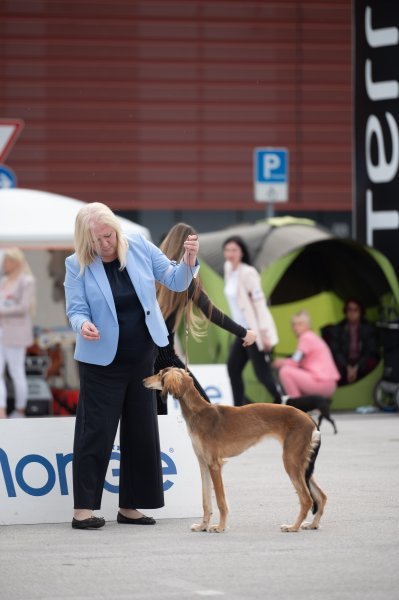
[0,189,151,387]
[0,188,150,248]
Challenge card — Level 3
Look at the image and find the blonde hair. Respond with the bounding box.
[291,310,311,327]
[74,202,128,272]
[2,247,36,313]
[157,222,208,340]
[2,247,33,277]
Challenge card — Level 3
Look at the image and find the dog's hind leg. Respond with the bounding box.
[280,469,313,532]
[191,458,213,532]
[317,413,323,429]
[301,476,327,530]
[325,416,338,434]
[317,409,338,434]
[280,433,314,532]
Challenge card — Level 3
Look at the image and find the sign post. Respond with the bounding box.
[0,119,25,189]
[253,147,289,217]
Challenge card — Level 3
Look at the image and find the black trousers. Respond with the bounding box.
[227,338,282,405]
[74,346,164,510]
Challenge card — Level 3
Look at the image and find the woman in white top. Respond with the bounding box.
[223,235,282,406]
[0,247,35,418]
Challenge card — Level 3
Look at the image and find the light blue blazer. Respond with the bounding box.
[64,234,199,366]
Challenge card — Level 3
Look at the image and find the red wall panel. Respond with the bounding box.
[0,0,352,212]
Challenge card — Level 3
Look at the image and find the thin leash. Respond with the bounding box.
[184,252,190,372]
[183,239,197,373]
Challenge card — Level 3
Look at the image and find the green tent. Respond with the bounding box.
[183,218,399,409]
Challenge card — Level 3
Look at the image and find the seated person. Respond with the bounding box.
[273,310,340,399]
[326,299,380,385]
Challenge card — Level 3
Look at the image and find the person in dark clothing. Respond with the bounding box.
[327,299,380,385]
[155,223,256,414]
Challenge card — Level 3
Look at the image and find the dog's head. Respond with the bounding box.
[143,367,191,400]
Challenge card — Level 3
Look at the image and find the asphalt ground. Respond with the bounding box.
[1,412,398,600]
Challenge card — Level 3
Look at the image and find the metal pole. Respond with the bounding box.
[266,202,274,219]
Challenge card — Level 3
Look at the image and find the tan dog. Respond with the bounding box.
[144,367,327,533]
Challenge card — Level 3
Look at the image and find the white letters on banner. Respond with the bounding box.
[357,3,399,254]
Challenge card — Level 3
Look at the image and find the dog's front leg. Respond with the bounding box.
[208,464,228,533]
[191,458,213,532]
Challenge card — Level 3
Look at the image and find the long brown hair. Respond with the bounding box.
[157,222,208,339]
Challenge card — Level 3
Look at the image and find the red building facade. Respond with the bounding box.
[1,0,351,223]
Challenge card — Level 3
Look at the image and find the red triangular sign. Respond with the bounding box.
[0,119,25,162]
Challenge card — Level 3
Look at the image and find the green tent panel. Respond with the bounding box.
[181,220,399,410]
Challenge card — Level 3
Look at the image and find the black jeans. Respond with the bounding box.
[74,346,164,510]
[227,338,281,405]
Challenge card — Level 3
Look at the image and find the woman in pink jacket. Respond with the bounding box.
[223,235,282,406]
[273,310,340,398]
[0,247,35,418]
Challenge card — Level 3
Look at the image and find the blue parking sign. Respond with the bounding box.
[0,164,17,188]
[254,148,288,202]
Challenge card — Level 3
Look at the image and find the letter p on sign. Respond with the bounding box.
[264,153,281,179]
[254,147,288,202]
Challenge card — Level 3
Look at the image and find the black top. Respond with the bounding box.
[154,280,248,412]
[326,319,380,375]
[156,280,246,369]
[166,280,246,338]
[103,258,152,361]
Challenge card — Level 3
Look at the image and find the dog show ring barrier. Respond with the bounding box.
[0,365,232,525]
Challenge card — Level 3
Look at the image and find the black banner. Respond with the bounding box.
[354,0,399,273]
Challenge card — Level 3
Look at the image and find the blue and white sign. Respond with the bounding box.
[254,147,288,202]
[0,415,202,525]
[0,164,17,189]
[167,364,233,414]
[0,365,232,525]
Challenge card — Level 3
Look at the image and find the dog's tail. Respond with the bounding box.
[305,429,321,514]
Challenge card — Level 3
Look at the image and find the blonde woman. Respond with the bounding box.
[155,223,256,413]
[273,310,340,398]
[0,247,35,418]
[64,203,199,530]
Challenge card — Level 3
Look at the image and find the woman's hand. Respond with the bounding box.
[81,321,100,341]
[242,329,257,347]
[183,234,199,267]
[272,358,285,369]
[347,365,358,383]
[260,329,272,352]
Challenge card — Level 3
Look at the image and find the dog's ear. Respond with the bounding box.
[162,368,184,398]
[157,369,169,398]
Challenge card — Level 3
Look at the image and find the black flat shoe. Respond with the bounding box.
[72,516,105,529]
[117,511,156,525]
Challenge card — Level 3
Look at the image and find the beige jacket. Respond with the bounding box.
[224,261,278,351]
[0,274,35,347]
